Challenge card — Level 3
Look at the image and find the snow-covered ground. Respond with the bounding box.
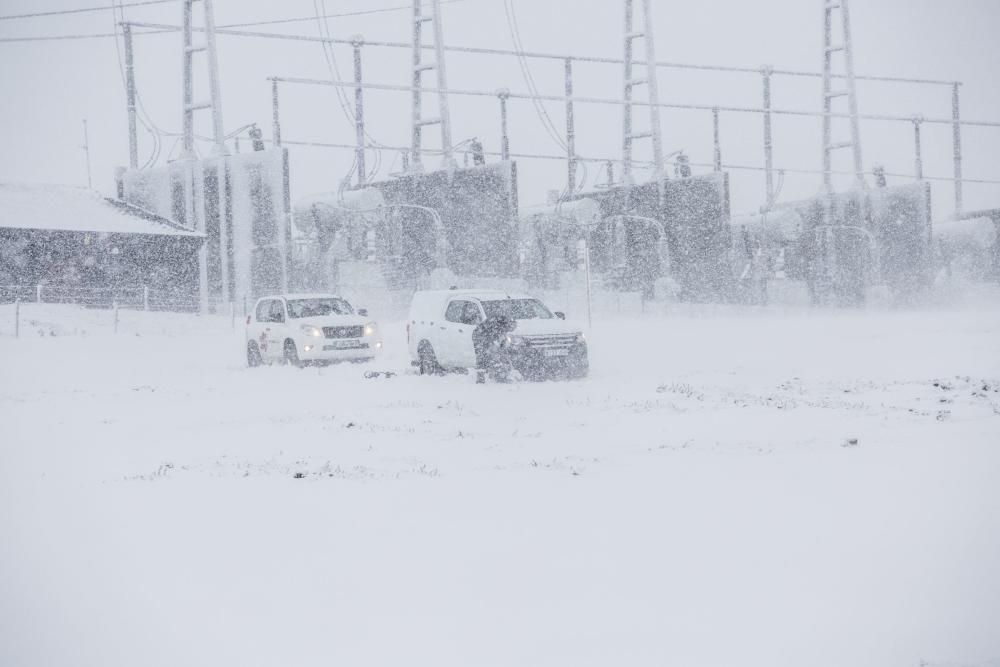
[1,301,999,667]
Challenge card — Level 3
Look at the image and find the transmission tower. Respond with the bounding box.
[621,0,664,183]
[821,0,863,189]
[181,0,226,157]
[410,0,454,172]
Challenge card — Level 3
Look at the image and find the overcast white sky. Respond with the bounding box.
[1,0,998,218]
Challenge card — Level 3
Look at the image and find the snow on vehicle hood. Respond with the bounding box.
[511,318,583,337]
[295,314,371,328]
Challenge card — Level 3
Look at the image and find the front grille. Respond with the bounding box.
[323,325,364,339]
[523,334,578,349]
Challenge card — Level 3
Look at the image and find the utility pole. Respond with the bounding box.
[912,116,924,181]
[352,36,367,187]
[271,78,282,146]
[181,0,228,314]
[712,107,722,172]
[410,0,454,171]
[622,0,664,183]
[761,66,775,208]
[81,119,93,189]
[565,58,577,193]
[497,88,510,162]
[951,82,963,216]
[821,0,864,189]
[123,22,138,170]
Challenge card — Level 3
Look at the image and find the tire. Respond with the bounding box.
[247,341,263,368]
[418,342,441,376]
[283,339,301,368]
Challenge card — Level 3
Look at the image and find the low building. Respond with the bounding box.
[0,183,204,309]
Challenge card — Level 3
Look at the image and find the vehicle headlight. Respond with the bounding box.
[300,325,323,337]
[363,322,377,336]
[505,334,526,346]
[575,332,586,344]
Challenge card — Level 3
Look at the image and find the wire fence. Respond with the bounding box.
[0,284,204,311]
[0,284,242,338]
[0,280,679,339]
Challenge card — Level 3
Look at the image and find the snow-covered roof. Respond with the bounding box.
[0,183,203,237]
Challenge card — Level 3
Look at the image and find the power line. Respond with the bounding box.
[219,0,478,29]
[0,0,478,42]
[0,32,122,42]
[0,0,177,21]
[127,21,961,88]
[270,75,1000,129]
[273,137,1000,186]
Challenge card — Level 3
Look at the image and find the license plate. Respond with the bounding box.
[544,348,570,357]
[324,340,363,350]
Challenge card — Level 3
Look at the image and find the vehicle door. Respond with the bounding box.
[255,299,286,360]
[451,300,482,367]
[250,299,273,359]
[437,299,469,367]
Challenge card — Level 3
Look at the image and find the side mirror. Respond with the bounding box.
[554,311,566,320]
[357,309,368,317]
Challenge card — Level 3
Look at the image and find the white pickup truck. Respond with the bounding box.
[245,293,381,367]
[406,289,588,380]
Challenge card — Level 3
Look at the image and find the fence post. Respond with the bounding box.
[143,285,150,311]
[113,300,119,334]
[242,295,247,318]
[36,284,42,303]
[14,298,19,338]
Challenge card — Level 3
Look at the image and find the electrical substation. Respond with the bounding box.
[100,0,1000,314]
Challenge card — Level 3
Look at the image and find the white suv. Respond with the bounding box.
[407,289,588,380]
[246,293,381,367]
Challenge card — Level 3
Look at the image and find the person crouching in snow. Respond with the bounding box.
[472,314,516,384]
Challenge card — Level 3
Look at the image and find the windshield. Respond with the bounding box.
[286,298,354,318]
[481,298,553,320]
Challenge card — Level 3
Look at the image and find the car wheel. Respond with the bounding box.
[418,342,441,376]
[283,339,301,367]
[247,341,263,368]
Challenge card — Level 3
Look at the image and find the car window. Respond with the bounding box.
[255,300,270,322]
[445,300,467,324]
[481,298,553,320]
[286,298,353,318]
[268,300,285,323]
[461,301,483,325]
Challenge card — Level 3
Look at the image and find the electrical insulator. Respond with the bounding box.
[249,126,265,152]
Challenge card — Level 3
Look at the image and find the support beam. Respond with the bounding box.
[952,82,963,216]
[497,88,510,161]
[912,116,923,181]
[271,78,282,146]
[839,0,864,184]
[622,0,634,182]
[639,0,663,175]
[565,58,577,193]
[202,0,226,153]
[761,66,774,207]
[821,2,833,190]
[123,23,138,169]
[410,0,423,171]
[429,0,454,168]
[352,36,366,187]
[712,107,722,172]
[181,0,195,158]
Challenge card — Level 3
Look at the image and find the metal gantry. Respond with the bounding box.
[181,0,228,312]
[181,0,226,158]
[410,0,454,172]
[621,0,664,182]
[821,0,864,189]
